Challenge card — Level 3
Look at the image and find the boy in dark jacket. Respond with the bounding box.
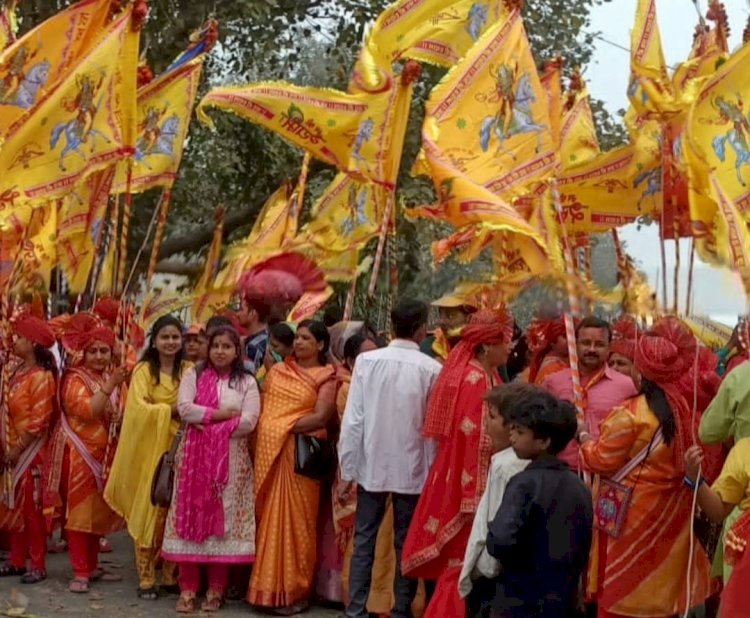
[486,385,593,618]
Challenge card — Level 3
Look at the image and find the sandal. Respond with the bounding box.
[176,592,197,613]
[201,590,224,612]
[0,562,26,577]
[69,577,90,593]
[137,586,159,600]
[20,568,47,584]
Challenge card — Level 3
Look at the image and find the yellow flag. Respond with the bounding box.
[14,202,57,292]
[0,8,138,207]
[709,172,750,296]
[422,11,556,201]
[299,173,384,253]
[540,59,563,148]
[0,0,112,139]
[0,1,19,51]
[219,182,294,287]
[197,81,399,187]
[628,0,676,117]
[139,288,192,332]
[194,207,224,293]
[0,202,32,290]
[560,88,600,169]
[111,57,204,193]
[57,167,114,293]
[685,41,750,262]
[287,286,333,323]
[351,0,508,93]
[683,315,733,350]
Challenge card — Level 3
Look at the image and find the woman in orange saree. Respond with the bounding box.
[402,309,513,618]
[580,318,712,617]
[248,320,336,615]
[0,314,57,584]
[47,317,128,594]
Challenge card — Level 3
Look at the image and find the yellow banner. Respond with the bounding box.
[197,81,401,187]
[112,56,203,193]
[628,0,677,117]
[351,0,508,93]
[139,288,192,332]
[0,8,138,208]
[540,59,563,148]
[57,167,114,293]
[0,202,32,290]
[0,0,112,139]
[298,173,384,253]
[560,88,600,169]
[287,286,333,323]
[709,172,750,296]
[684,315,733,350]
[422,11,556,201]
[0,1,18,51]
[685,41,750,263]
[15,201,57,292]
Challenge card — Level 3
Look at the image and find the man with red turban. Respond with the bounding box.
[0,315,57,583]
[402,309,513,618]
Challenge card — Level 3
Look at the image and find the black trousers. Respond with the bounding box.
[346,487,419,618]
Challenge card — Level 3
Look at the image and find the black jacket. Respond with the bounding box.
[486,455,593,618]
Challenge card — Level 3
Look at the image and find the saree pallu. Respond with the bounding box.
[248,359,335,608]
[582,397,712,617]
[402,363,496,618]
[46,369,121,536]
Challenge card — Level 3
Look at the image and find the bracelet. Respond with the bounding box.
[683,476,705,490]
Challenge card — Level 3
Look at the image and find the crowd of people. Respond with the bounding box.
[1,287,750,617]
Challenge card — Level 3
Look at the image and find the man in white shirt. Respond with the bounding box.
[339,299,442,618]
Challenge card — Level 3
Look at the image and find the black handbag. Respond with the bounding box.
[150,423,185,507]
[294,434,336,480]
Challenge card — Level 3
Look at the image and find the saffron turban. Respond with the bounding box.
[424,308,512,439]
[15,315,56,348]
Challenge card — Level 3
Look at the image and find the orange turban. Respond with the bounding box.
[15,315,56,348]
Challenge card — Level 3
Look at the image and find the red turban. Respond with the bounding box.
[635,317,699,472]
[609,339,636,361]
[61,312,116,352]
[526,316,567,383]
[93,297,120,325]
[15,315,56,348]
[424,308,511,439]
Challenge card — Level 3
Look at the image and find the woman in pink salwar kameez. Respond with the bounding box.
[161,326,260,613]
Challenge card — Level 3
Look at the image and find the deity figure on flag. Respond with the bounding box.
[480,61,548,156]
[710,94,750,185]
[51,71,107,170]
[0,44,49,108]
[134,105,179,166]
[342,183,370,235]
[465,3,489,40]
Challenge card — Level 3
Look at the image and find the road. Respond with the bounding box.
[0,532,342,617]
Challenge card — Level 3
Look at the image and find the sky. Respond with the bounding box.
[586,0,749,324]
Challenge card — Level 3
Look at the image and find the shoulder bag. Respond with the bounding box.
[294,433,336,480]
[150,423,185,507]
[594,427,663,538]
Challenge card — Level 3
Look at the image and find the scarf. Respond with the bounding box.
[423,309,511,439]
[175,366,240,543]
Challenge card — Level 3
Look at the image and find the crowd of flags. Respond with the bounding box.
[1,0,750,334]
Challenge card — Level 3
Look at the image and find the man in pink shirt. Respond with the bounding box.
[541,316,638,469]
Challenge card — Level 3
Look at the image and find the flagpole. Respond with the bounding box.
[673,236,681,315]
[116,162,134,296]
[123,194,164,296]
[109,194,122,295]
[686,238,695,317]
[367,192,394,299]
[146,189,172,285]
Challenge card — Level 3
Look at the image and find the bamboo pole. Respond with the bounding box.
[122,195,164,296]
[686,238,695,317]
[146,189,172,285]
[367,193,394,299]
[116,163,134,296]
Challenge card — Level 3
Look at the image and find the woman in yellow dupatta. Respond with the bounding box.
[104,315,189,600]
[248,320,336,615]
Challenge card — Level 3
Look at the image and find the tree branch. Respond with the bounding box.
[157,200,258,259]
